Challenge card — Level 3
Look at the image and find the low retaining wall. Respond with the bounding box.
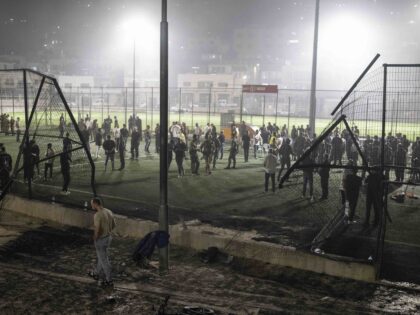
[2,194,376,282]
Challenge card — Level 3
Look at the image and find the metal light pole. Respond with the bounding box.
[133,40,136,118]
[309,0,320,137]
[159,0,169,272]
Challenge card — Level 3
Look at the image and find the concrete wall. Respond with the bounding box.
[2,194,376,282]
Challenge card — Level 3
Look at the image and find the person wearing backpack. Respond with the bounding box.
[89,197,116,288]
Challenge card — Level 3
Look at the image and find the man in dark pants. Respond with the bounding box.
[63,132,72,156]
[23,143,33,183]
[330,132,343,165]
[395,143,407,182]
[0,145,12,192]
[189,134,200,175]
[242,131,250,162]
[155,124,160,153]
[44,143,55,181]
[212,135,220,170]
[364,170,382,227]
[174,140,186,177]
[225,136,238,169]
[301,151,314,202]
[218,131,225,159]
[344,167,362,223]
[59,114,65,138]
[277,138,292,182]
[130,128,140,160]
[135,116,142,141]
[118,137,126,171]
[103,135,116,171]
[318,154,330,200]
[10,117,14,135]
[200,134,214,175]
[60,152,71,195]
[120,124,129,150]
[30,139,40,179]
[15,117,21,142]
[168,140,174,169]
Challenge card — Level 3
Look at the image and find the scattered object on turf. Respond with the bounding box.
[391,192,405,203]
[87,270,99,280]
[201,246,219,264]
[405,191,419,199]
[133,231,170,267]
[182,306,215,314]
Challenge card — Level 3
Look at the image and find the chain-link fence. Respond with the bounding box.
[1,84,346,134]
[278,56,420,280]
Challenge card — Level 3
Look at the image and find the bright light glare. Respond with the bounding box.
[117,16,159,49]
[319,13,374,62]
[317,12,377,89]
[107,15,160,82]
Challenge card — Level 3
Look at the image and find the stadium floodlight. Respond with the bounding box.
[118,16,159,49]
[319,12,374,65]
[116,16,159,119]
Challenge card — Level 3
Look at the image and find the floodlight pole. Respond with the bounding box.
[133,40,136,119]
[159,0,169,272]
[309,0,320,137]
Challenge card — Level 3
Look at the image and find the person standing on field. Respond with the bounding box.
[144,125,152,154]
[103,135,116,171]
[60,152,71,195]
[120,124,129,150]
[189,134,200,175]
[130,128,140,160]
[44,143,55,181]
[95,128,103,159]
[118,135,126,170]
[218,130,225,159]
[88,197,116,288]
[200,133,214,175]
[225,136,238,169]
[15,117,21,142]
[264,148,277,193]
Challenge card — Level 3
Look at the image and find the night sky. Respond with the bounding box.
[1,0,419,88]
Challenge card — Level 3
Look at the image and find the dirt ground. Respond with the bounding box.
[0,211,420,314]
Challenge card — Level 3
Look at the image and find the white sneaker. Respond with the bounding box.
[310,196,314,203]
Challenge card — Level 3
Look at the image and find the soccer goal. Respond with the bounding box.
[0,69,96,205]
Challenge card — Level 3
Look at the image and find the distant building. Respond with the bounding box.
[177,73,247,108]
[58,75,94,89]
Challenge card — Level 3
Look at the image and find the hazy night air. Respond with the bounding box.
[1,0,419,89]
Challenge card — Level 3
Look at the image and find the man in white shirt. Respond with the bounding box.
[203,123,211,138]
[194,123,202,141]
[253,130,262,159]
[89,197,116,287]
[170,121,181,144]
[263,148,278,193]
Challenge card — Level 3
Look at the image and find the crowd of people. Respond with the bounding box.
[0,111,419,215]
[0,114,21,141]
